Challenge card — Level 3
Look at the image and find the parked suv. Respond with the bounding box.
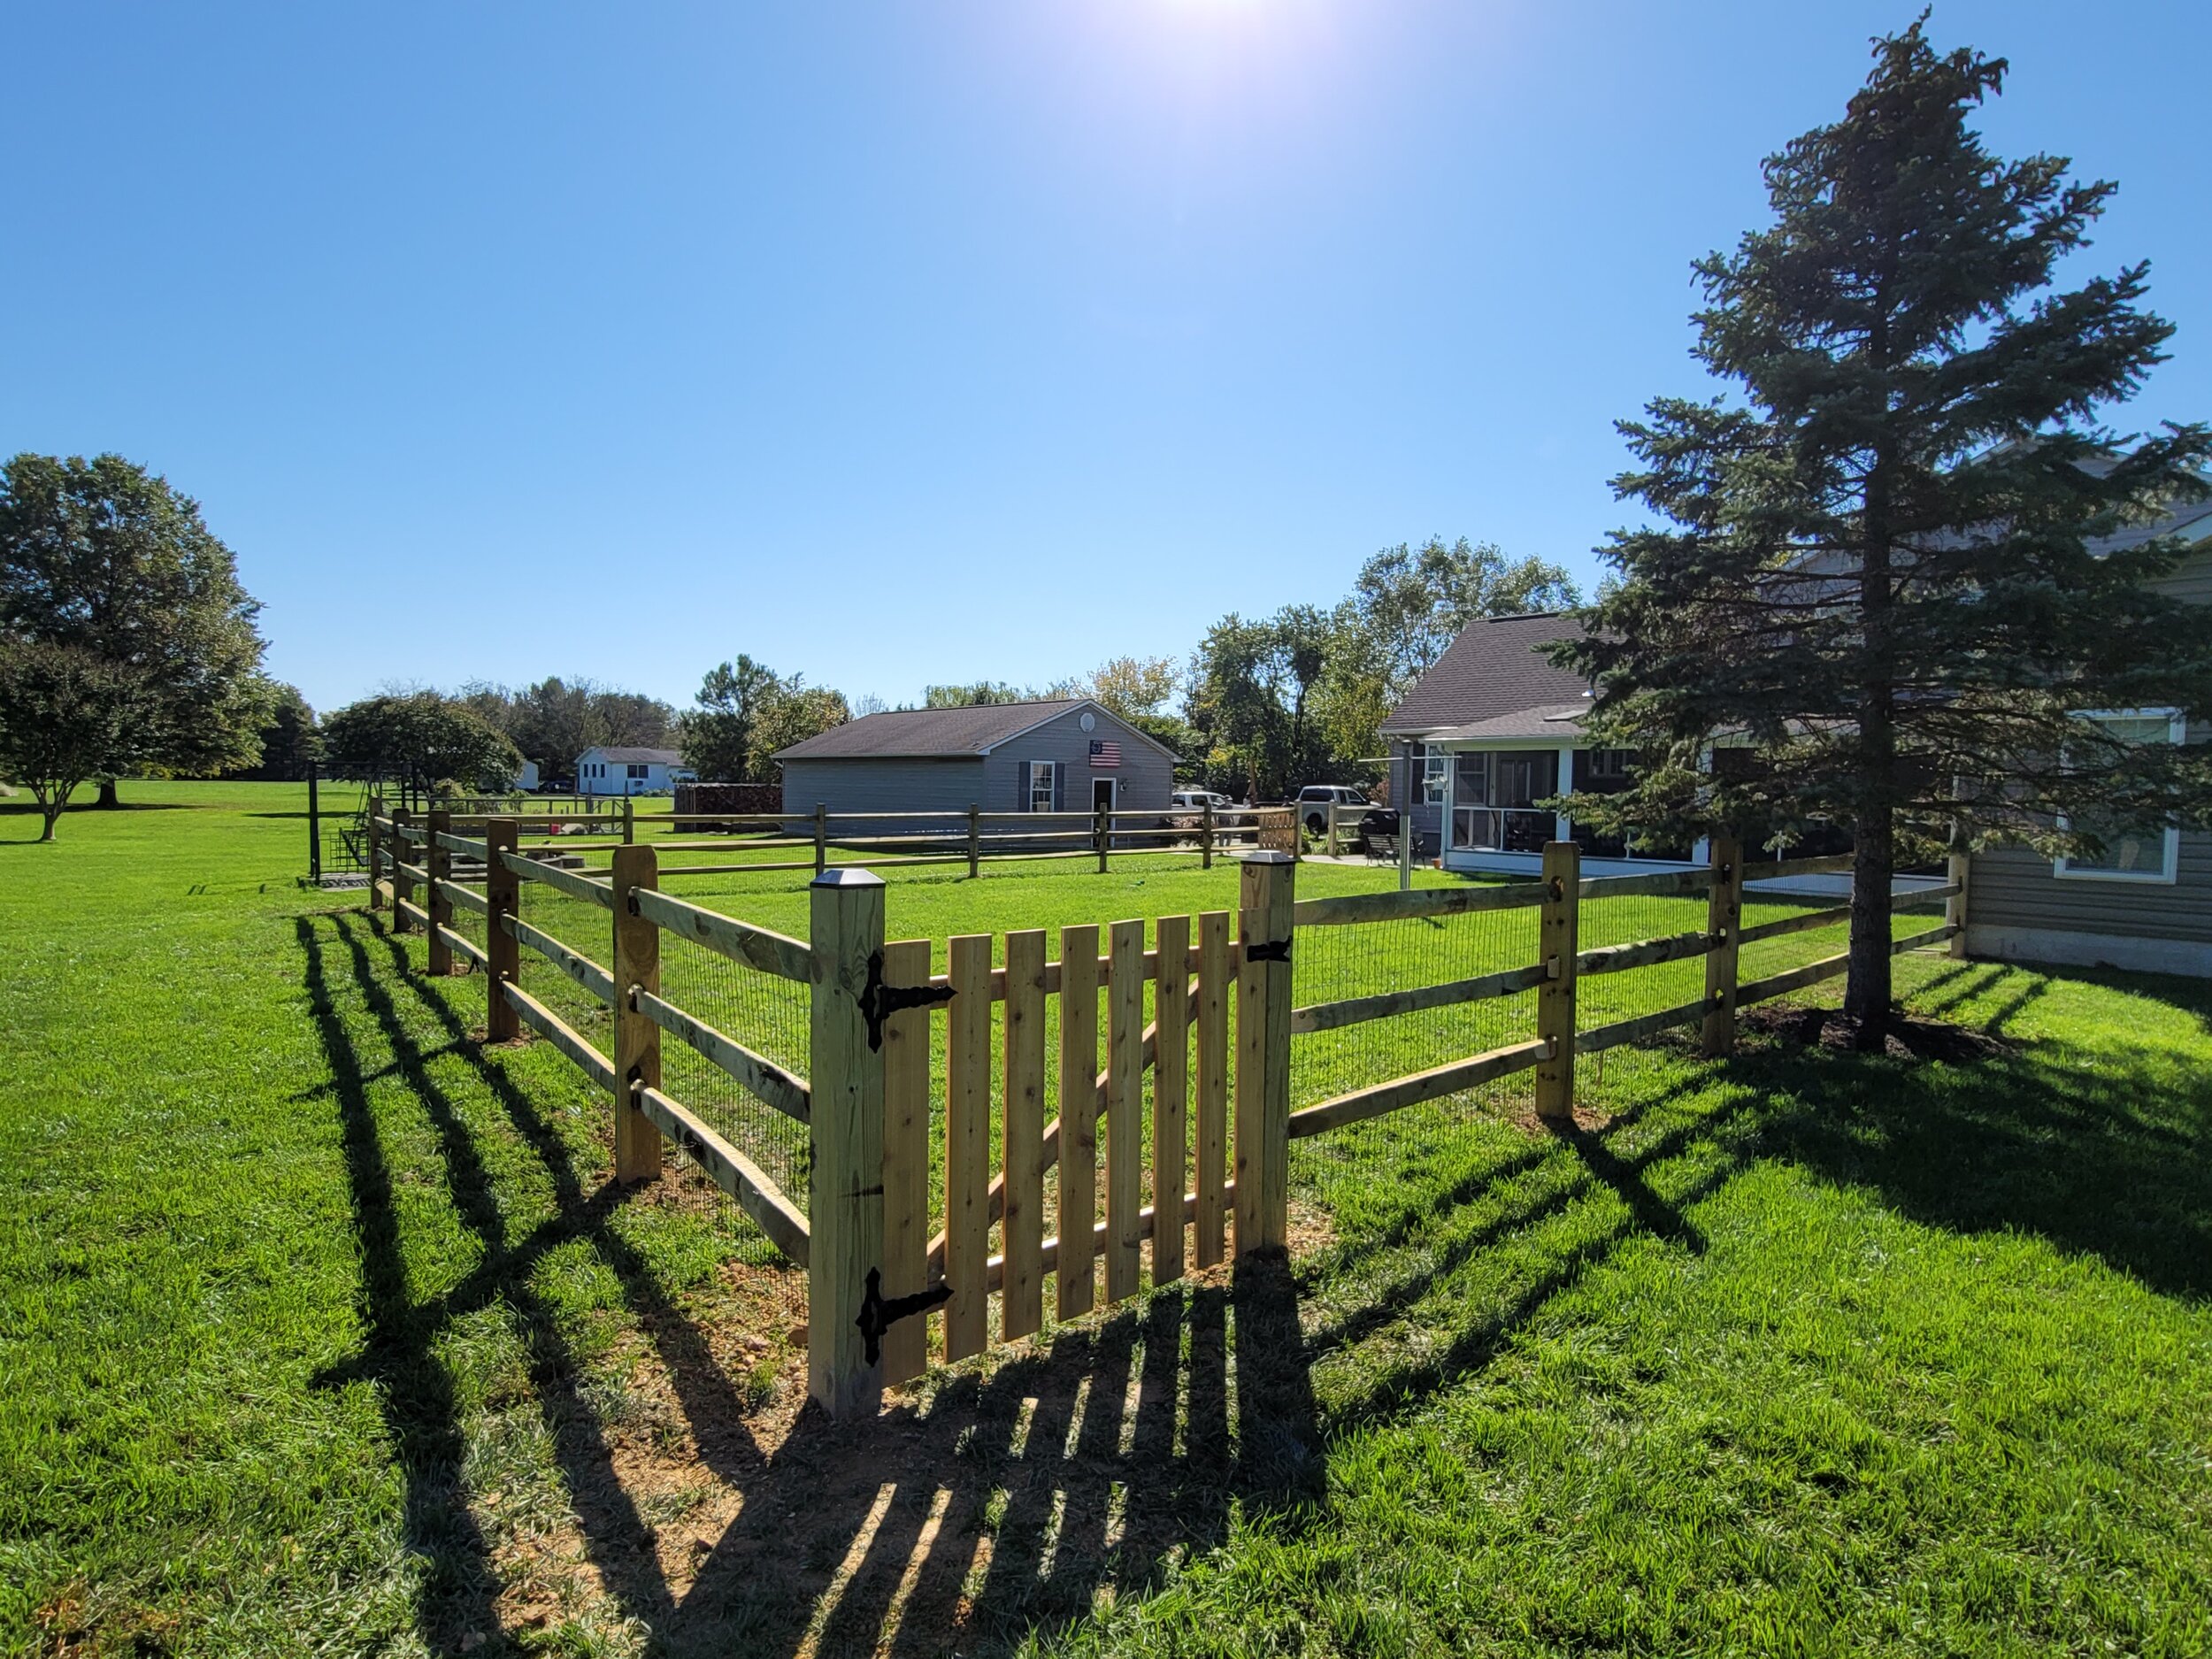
[1166,788,1249,832]
[1295,784,1369,837]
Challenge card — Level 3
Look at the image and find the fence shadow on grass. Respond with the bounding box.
[297,908,1322,1658]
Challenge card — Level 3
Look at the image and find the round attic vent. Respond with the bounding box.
[1079,712,1096,733]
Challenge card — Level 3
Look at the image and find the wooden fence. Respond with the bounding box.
[365,797,1966,1422]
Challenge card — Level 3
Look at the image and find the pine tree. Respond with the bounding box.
[1558,19,2212,1042]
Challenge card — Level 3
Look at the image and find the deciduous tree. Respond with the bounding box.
[321,693,524,803]
[0,643,142,840]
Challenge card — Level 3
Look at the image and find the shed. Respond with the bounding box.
[773,699,1175,828]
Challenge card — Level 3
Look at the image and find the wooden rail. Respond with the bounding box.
[435,925,488,973]
[1292,962,1548,1034]
[501,914,615,1004]
[631,987,810,1124]
[1286,1037,1552,1139]
[632,1084,810,1265]
[631,887,811,982]
[502,850,614,909]
[503,980,617,1092]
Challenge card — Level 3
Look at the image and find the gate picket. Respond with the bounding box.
[1105,919,1145,1302]
[944,933,993,1362]
[1001,928,1048,1341]
[879,938,933,1386]
[1151,914,1190,1284]
[1056,924,1101,1319]
[1194,909,1231,1269]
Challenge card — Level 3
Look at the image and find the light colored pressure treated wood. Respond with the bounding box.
[1578,929,1717,977]
[1703,833,1744,1056]
[943,933,994,1363]
[1578,866,1716,902]
[1193,909,1231,1269]
[1002,929,1048,1340]
[366,799,386,912]
[426,810,455,975]
[1741,852,1856,881]
[1286,1037,1551,1139]
[879,939,933,1386]
[503,981,617,1092]
[1534,841,1579,1122]
[1056,924,1101,1318]
[486,820,520,1041]
[632,988,810,1123]
[634,1084,810,1266]
[807,867,887,1419]
[630,887,811,983]
[1105,919,1146,1300]
[501,850,614,910]
[396,898,430,931]
[1151,912,1190,1284]
[611,846,664,1184]
[434,926,488,972]
[434,879,489,918]
[392,808,417,933]
[503,915,616,1005]
[1735,949,1851,1007]
[1580,995,1715,1055]
[1294,879,1545,928]
[1292,962,1548,1034]
[1235,853,1294,1255]
[1735,903,1853,945]
[981,1183,1234,1294]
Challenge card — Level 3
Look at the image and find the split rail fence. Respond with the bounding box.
[365,798,1966,1420]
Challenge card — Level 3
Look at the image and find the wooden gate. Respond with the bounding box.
[806,854,1296,1417]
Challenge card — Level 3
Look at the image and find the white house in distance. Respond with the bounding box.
[576,745,694,796]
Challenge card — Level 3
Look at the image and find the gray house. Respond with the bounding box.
[1382,496,2212,974]
[775,698,1175,827]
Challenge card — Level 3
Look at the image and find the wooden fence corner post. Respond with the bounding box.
[486,818,520,1042]
[611,844,663,1185]
[1535,840,1579,1123]
[809,866,887,1419]
[1702,832,1743,1057]
[391,806,416,933]
[1233,850,1294,1256]
[967,803,981,879]
[426,809,454,975]
[1947,841,1970,960]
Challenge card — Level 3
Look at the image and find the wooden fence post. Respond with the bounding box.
[1233,851,1294,1255]
[879,938,933,1386]
[622,795,634,845]
[808,867,887,1419]
[1947,842,1970,960]
[1701,833,1742,1057]
[1399,796,1415,891]
[967,804,981,879]
[486,818,520,1041]
[1534,841,1579,1123]
[1201,797,1214,870]
[426,809,454,975]
[366,795,384,914]
[1095,804,1110,874]
[814,803,829,877]
[392,806,416,934]
[611,844,663,1184]
[307,764,322,884]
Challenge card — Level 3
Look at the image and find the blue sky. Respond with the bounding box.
[5,2,2207,717]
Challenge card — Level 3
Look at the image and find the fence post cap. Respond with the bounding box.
[1237,849,1294,866]
[810,867,886,890]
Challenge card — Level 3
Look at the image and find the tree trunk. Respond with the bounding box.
[96,778,119,809]
[1845,799,1894,1042]
[40,801,62,842]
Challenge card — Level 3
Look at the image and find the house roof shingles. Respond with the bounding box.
[580,746,684,765]
[1380,613,1591,740]
[775,699,1168,762]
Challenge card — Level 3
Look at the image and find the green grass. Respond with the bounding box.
[2,782,2208,1656]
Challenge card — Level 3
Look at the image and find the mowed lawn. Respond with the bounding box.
[2,782,2208,1656]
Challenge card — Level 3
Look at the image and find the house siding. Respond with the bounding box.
[1389,741,1444,855]
[778,757,987,825]
[775,705,1172,834]
[2150,547,2212,606]
[984,706,1173,818]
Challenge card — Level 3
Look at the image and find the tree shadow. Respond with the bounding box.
[298,909,1321,1657]
[1735,973,2212,1302]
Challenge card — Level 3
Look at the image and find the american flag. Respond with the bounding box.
[1089,739,1121,769]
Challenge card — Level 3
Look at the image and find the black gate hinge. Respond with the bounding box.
[854,1266,953,1364]
[1245,938,1292,965]
[856,949,956,1050]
